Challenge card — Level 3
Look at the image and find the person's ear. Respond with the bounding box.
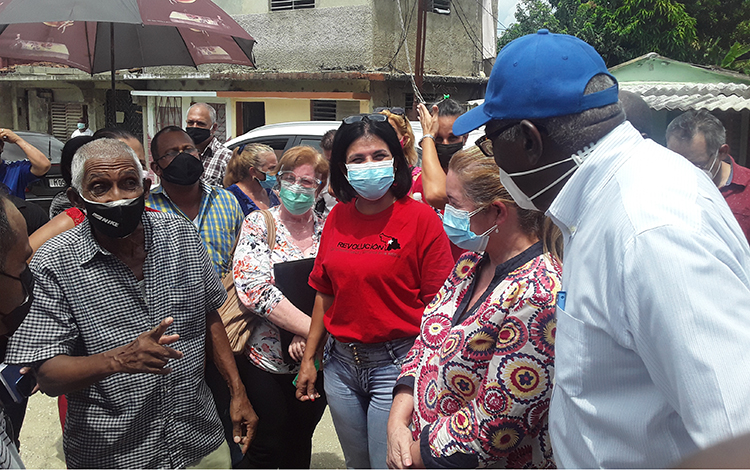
[67,187,84,210]
[519,120,544,167]
[719,143,731,158]
[490,200,509,230]
[461,134,468,145]
[142,178,152,199]
[150,160,164,176]
[211,123,218,134]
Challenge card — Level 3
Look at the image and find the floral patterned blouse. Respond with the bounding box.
[233,206,325,374]
[396,243,562,468]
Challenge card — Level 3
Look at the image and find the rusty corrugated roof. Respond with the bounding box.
[620,82,750,111]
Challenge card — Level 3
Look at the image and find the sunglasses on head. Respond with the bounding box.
[374,107,405,116]
[342,114,389,125]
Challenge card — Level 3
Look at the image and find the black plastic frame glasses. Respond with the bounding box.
[475,121,521,157]
[342,114,389,125]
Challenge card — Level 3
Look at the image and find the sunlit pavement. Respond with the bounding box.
[19,392,345,469]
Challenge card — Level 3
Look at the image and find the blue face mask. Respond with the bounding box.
[443,203,495,252]
[259,173,276,190]
[345,159,394,201]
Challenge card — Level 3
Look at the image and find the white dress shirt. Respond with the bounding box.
[548,121,750,468]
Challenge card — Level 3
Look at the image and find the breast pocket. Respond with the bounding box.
[165,281,206,342]
[554,306,588,397]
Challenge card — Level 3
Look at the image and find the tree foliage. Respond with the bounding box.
[498,0,750,71]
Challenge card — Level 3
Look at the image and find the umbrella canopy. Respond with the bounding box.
[0,0,256,73]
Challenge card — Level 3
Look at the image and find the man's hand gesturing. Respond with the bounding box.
[112,317,184,374]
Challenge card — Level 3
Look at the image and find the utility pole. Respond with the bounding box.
[414,0,427,94]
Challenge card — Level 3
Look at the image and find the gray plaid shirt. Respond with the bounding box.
[201,137,232,187]
[6,212,227,469]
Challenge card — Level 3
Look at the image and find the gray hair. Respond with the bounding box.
[71,139,144,192]
[499,74,624,151]
[666,110,726,157]
[188,103,217,126]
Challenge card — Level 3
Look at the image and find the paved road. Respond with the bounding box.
[18,392,345,468]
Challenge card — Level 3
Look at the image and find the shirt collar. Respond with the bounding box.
[547,121,642,239]
[725,155,750,189]
[77,212,153,265]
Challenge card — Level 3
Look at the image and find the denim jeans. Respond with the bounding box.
[323,337,414,469]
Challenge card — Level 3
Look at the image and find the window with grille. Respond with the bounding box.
[429,0,450,14]
[311,100,361,121]
[50,102,86,142]
[270,0,314,11]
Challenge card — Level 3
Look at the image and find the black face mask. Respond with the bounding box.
[435,142,464,169]
[82,192,145,239]
[1,264,34,336]
[161,152,204,186]
[185,127,211,145]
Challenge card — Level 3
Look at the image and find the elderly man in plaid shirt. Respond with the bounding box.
[5,138,257,468]
[185,103,233,188]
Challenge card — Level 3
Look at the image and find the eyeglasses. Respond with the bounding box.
[374,107,405,116]
[156,145,199,162]
[342,114,389,125]
[277,171,321,189]
[475,121,521,158]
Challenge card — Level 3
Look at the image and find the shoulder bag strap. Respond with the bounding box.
[260,209,276,250]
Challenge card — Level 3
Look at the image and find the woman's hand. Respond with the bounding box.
[417,103,439,137]
[288,334,306,362]
[387,423,415,468]
[294,357,320,402]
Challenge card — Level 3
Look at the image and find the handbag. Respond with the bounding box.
[218,210,276,354]
[273,257,317,364]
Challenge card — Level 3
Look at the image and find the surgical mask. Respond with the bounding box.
[77,123,86,130]
[498,142,598,212]
[279,181,316,215]
[161,152,204,186]
[185,126,211,145]
[82,192,145,239]
[259,173,276,190]
[435,142,464,169]
[345,159,394,201]
[702,151,721,180]
[0,264,34,336]
[443,204,495,252]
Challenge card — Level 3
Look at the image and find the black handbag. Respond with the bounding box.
[273,257,316,364]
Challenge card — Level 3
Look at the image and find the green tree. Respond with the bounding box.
[498,0,749,71]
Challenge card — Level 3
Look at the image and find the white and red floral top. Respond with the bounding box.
[397,244,562,468]
[233,206,325,374]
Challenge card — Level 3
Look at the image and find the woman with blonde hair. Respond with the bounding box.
[387,147,562,469]
[378,108,419,167]
[224,143,280,215]
[233,145,330,468]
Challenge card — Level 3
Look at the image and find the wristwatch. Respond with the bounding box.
[419,134,434,146]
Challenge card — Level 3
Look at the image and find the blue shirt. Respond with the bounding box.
[225,184,280,216]
[548,121,750,468]
[0,160,38,199]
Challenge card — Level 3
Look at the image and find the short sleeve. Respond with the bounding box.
[5,258,79,366]
[308,205,336,295]
[417,209,453,305]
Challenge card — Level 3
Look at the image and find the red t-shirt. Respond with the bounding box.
[309,197,453,343]
[411,168,465,262]
[721,156,750,242]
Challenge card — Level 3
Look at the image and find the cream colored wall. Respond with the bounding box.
[232,98,311,125]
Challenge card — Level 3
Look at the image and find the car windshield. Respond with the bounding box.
[2,132,63,164]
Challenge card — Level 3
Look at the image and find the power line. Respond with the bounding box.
[451,0,494,58]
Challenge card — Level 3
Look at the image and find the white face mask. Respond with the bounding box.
[498,142,598,212]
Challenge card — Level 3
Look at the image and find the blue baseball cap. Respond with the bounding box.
[453,29,619,136]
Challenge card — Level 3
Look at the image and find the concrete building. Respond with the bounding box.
[0,0,495,160]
